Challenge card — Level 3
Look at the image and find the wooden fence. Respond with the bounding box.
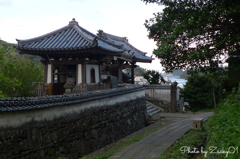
[32,83,51,96]
[32,83,45,96]
[33,83,111,96]
[72,84,87,94]
[72,83,111,94]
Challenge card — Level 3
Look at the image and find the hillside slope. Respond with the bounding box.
[0,40,43,66]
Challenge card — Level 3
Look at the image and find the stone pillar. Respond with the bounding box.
[131,61,135,84]
[76,64,82,84]
[179,97,184,112]
[170,84,177,113]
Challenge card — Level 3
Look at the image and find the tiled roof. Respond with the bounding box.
[16,19,123,53]
[97,30,153,63]
[0,85,144,112]
[16,18,153,63]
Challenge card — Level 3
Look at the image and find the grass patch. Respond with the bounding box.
[159,86,240,159]
[197,108,215,112]
[159,127,206,159]
[81,123,163,159]
[202,86,240,159]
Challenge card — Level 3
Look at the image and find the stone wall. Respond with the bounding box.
[0,97,146,159]
[0,85,146,159]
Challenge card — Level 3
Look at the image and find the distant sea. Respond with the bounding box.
[163,75,187,88]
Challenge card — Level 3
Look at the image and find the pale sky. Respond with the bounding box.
[0,0,164,72]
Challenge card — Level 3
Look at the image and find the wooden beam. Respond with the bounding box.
[131,61,135,84]
[82,61,89,84]
[19,48,121,58]
[117,59,123,83]
[108,63,137,69]
[44,64,47,83]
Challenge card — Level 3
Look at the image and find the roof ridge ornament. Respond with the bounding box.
[93,37,98,46]
[97,29,115,43]
[124,37,128,42]
[69,18,78,26]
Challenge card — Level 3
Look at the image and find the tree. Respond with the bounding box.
[180,74,214,111]
[125,67,146,76]
[0,46,44,97]
[142,0,240,74]
[134,67,147,76]
[143,70,165,84]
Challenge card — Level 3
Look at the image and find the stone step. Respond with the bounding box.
[147,108,159,114]
[147,107,158,112]
[148,109,161,115]
[146,104,162,116]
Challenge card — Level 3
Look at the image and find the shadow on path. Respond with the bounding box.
[109,112,213,159]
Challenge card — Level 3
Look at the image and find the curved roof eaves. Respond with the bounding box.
[97,40,124,53]
[74,25,123,49]
[16,25,70,45]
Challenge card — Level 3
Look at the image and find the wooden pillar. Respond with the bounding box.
[99,65,101,83]
[82,62,87,84]
[47,64,52,84]
[51,66,53,95]
[131,61,135,84]
[170,84,177,113]
[44,63,47,83]
[45,64,53,95]
[118,59,123,83]
[76,64,82,84]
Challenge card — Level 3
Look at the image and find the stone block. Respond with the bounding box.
[76,141,85,154]
[110,76,118,88]
[192,118,203,130]
[42,132,51,145]
[50,132,58,142]
[13,142,20,154]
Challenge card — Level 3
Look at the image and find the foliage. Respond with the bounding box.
[0,39,43,65]
[207,70,228,104]
[142,70,165,84]
[125,67,146,76]
[142,0,240,74]
[134,67,146,76]
[205,85,240,159]
[0,39,17,51]
[0,46,44,97]
[180,74,213,112]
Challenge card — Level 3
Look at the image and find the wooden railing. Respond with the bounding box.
[32,83,51,96]
[72,84,87,94]
[32,83,45,96]
[33,83,111,96]
[72,83,111,94]
[87,83,111,92]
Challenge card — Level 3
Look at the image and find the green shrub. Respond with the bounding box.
[181,74,214,112]
[205,85,240,159]
[142,70,165,84]
[0,46,44,97]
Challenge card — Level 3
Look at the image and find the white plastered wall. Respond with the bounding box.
[86,64,99,83]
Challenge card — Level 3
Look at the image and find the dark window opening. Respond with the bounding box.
[90,68,96,83]
[54,69,58,83]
